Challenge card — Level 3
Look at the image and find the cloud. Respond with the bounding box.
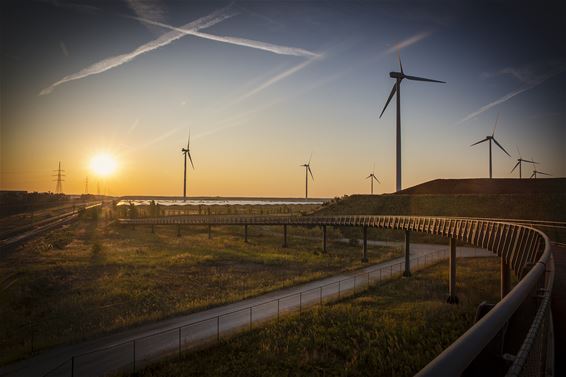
[455,63,566,126]
[40,6,236,95]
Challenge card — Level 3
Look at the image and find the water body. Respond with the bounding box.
[117,199,326,206]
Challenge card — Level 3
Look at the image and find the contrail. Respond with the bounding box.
[126,14,320,58]
[40,6,237,95]
[454,66,566,126]
[386,31,432,55]
[230,56,321,105]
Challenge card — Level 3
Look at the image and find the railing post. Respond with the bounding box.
[403,230,411,277]
[447,238,459,304]
[500,258,511,299]
[208,224,212,239]
[361,225,368,263]
[71,356,75,377]
[283,225,288,248]
[322,225,327,253]
[244,224,248,243]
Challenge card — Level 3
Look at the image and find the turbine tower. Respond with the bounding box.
[470,113,511,178]
[379,53,445,192]
[366,164,380,194]
[530,158,551,179]
[301,154,314,199]
[53,161,65,194]
[511,146,537,179]
[181,131,195,201]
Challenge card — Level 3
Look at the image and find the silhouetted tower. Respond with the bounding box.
[53,161,65,194]
[85,177,89,194]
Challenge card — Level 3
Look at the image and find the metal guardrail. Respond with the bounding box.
[38,215,552,376]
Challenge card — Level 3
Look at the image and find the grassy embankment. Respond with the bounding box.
[0,213,399,365]
[134,257,500,377]
[316,193,566,242]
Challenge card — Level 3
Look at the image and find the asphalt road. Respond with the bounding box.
[0,243,492,377]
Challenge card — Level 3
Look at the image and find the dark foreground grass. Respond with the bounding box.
[0,216,400,365]
[135,257,499,377]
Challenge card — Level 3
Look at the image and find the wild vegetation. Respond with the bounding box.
[0,212,400,365]
[134,257,500,377]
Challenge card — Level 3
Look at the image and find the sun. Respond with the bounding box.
[90,153,117,177]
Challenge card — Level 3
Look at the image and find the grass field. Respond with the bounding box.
[0,215,400,365]
[134,257,500,377]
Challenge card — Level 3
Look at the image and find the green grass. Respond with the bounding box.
[0,215,400,365]
[135,257,500,377]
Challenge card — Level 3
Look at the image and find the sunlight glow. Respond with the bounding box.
[90,153,117,177]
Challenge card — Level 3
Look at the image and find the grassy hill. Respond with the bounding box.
[314,179,565,242]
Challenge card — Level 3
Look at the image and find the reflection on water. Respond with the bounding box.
[117,199,325,206]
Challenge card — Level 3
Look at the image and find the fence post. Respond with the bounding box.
[217,316,220,342]
[501,258,511,299]
[178,327,182,358]
[361,226,369,263]
[447,238,459,304]
[403,230,411,277]
[322,225,327,253]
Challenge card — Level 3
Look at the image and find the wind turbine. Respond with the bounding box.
[300,154,314,199]
[366,164,380,194]
[181,131,195,201]
[470,113,511,178]
[379,52,445,192]
[530,158,551,179]
[511,146,537,179]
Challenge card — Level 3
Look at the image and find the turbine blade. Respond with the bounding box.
[516,144,521,158]
[308,166,314,180]
[530,172,536,178]
[538,171,552,176]
[523,159,538,164]
[398,51,403,74]
[374,176,380,184]
[404,75,445,83]
[188,152,195,169]
[366,175,371,179]
[187,130,191,149]
[308,152,312,165]
[510,161,520,173]
[470,137,489,147]
[493,138,511,157]
[492,113,499,137]
[379,84,397,118]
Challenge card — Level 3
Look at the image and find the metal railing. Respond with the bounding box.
[38,215,553,376]
[42,248,454,377]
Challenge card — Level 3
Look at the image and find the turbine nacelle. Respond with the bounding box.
[389,71,404,79]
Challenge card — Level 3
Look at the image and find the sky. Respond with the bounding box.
[1,0,565,197]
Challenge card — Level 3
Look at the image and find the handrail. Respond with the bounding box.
[36,215,551,376]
